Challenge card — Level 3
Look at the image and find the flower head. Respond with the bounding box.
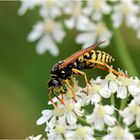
[103,126,135,140]
[30,72,140,139]
[86,104,116,130]
[120,100,140,128]
[83,0,111,21]
[112,0,139,28]
[27,19,65,56]
[76,21,112,48]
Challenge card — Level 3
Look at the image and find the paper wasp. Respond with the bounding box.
[48,41,126,106]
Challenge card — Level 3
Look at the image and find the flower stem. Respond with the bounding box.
[112,29,139,76]
[61,134,66,140]
[133,131,140,136]
[111,93,115,106]
[130,125,140,132]
[77,117,92,126]
[118,96,129,124]
[111,93,116,118]
[129,124,137,131]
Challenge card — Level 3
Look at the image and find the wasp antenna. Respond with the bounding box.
[97,40,106,45]
[52,90,65,105]
[59,98,65,105]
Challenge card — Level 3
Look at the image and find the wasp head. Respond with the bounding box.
[48,79,65,105]
[48,79,65,93]
[48,79,61,88]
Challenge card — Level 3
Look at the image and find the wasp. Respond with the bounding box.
[48,41,126,106]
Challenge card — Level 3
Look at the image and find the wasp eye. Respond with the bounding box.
[48,79,61,87]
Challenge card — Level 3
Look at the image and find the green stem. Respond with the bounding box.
[111,93,115,106]
[77,117,92,126]
[130,126,140,132]
[61,134,66,140]
[129,123,137,131]
[110,93,116,118]
[118,96,129,124]
[133,132,140,136]
[112,29,139,76]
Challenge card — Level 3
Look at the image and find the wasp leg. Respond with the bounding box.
[72,68,89,95]
[64,79,76,100]
[94,65,109,72]
[88,60,127,77]
[48,89,57,107]
[70,77,78,88]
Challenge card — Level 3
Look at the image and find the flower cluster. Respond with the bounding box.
[28,72,140,139]
[18,0,140,56]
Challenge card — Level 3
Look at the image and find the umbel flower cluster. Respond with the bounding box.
[29,72,140,140]
[19,0,140,56]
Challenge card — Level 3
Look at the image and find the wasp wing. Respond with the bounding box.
[60,41,105,68]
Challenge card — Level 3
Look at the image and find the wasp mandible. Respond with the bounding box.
[48,41,126,106]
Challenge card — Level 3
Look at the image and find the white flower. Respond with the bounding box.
[33,73,140,139]
[83,0,111,21]
[116,76,140,100]
[105,72,118,93]
[112,0,139,28]
[27,134,42,140]
[99,82,112,98]
[86,104,115,130]
[76,21,112,48]
[27,19,65,56]
[128,77,140,96]
[94,77,112,99]
[36,106,64,132]
[116,76,132,99]
[39,0,64,18]
[86,82,101,105]
[64,1,88,30]
[65,125,95,140]
[47,116,77,140]
[63,99,84,125]
[133,93,140,105]
[18,0,40,15]
[103,126,135,140]
[120,100,140,128]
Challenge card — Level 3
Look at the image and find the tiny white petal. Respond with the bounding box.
[123,114,134,125]
[27,22,44,41]
[36,110,53,125]
[67,112,77,125]
[36,35,59,56]
[64,17,75,29]
[28,134,42,140]
[104,115,115,126]
[99,84,111,98]
[117,86,127,99]
[94,118,104,130]
[104,105,114,115]
[109,81,118,93]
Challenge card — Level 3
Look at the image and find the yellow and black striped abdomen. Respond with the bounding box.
[92,50,115,63]
[81,50,115,63]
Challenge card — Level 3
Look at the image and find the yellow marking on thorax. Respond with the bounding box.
[78,55,84,62]
[84,52,90,58]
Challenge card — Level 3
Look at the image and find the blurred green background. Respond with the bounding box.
[0,1,140,138]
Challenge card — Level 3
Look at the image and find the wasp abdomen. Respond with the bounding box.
[82,50,114,63]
